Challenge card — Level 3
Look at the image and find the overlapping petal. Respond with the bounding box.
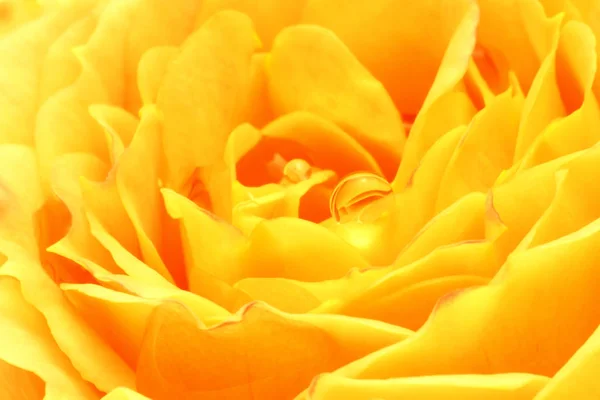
[2,0,600,399]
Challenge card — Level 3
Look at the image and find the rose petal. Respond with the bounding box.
[89,104,139,163]
[137,46,177,107]
[268,24,404,179]
[328,126,466,265]
[1,253,135,392]
[0,145,44,254]
[261,111,383,177]
[35,49,111,195]
[0,4,87,145]
[397,192,487,267]
[331,215,600,380]
[268,26,404,180]
[61,283,159,369]
[158,10,260,190]
[533,323,600,399]
[235,268,385,314]
[195,0,306,48]
[302,0,476,116]
[316,239,499,330]
[242,53,273,126]
[102,387,151,400]
[233,169,335,231]
[164,188,367,294]
[477,0,561,92]
[80,178,143,266]
[40,10,97,103]
[463,57,496,107]
[115,106,185,286]
[392,2,478,189]
[136,301,411,400]
[0,359,45,400]
[515,18,584,162]
[0,276,99,399]
[124,0,201,112]
[47,152,121,276]
[435,90,523,210]
[306,373,548,400]
[161,188,253,310]
[517,145,600,252]
[491,151,583,258]
[519,21,599,169]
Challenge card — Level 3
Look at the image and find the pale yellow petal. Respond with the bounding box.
[0,276,100,399]
[158,10,260,190]
[307,373,548,400]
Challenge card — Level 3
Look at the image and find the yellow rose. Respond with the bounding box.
[1,0,600,399]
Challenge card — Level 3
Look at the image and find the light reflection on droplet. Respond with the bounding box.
[282,158,312,184]
[329,172,392,222]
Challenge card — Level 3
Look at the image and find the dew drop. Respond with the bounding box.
[281,158,312,184]
[329,172,392,222]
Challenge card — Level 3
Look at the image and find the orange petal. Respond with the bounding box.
[61,283,158,369]
[94,274,230,322]
[0,0,41,33]
[519,21,600,169]
[79,177,142,266]
[392,1,479,189]
[0,4,88,145]
[40,11,97,103]
[124,0,201,112]
[1,254,135,392]
[47,152,121,277]
[463,56,496,107]
[329,126,466,265]
[261,111,383,177]
[513,19,580,161]
[162,188,252,310]
[75,0,140,105]
[302,0,476,116]
[477,0,561,92]
[233,169,336,232]
[234,277,323,313]
[516,144,600,252]
[158,10,260,190]
[235,267,385,314]
[392,92,476,191]
[268,24,405,179]
[0,145,44,254]
[317,239,499,330]
[435,90,522,210]
[533,323,600,399]
[195,0,306,48]
[307,373,548,400]
[84,210,175,285]
[89,104,138,163]
[242,53,273,127]
[244,217,370,280]
[333,217,600,381]
[102,387,152,400]
[136,301,411,400]
[35,50,111,196]
[490,151,583,258]
[396,192,487,267]
[115,106,183,285]
[0,276,99,399]
[0,359,45,400]
[568,0,600,98]
[137,46,178,107]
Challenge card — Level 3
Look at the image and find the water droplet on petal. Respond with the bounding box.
[281,158,312,184]
[329,172,392,222]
